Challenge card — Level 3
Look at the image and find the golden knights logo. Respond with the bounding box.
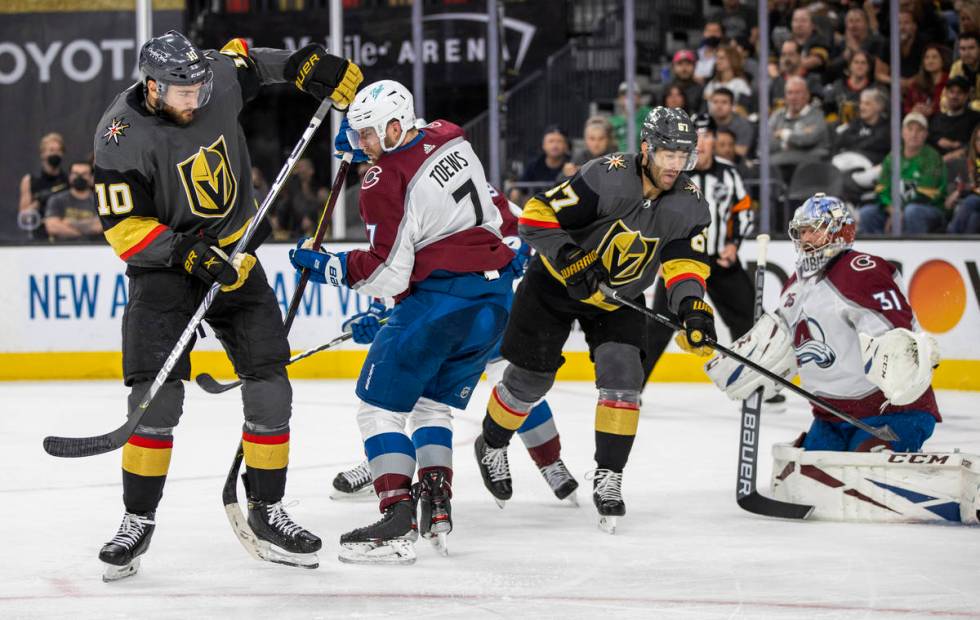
[177,135,238,218]
[596,220,659,286]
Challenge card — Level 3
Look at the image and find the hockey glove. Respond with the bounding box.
[705,313,797,400]
[289,238,348,287]
[675,297,716,357]
[173,235,238,288]
[285,44,363,110]
[503,235,532,276]
[220,252,257,293]
[859,328,940,406]
[335,116,370,163]
[342,299,390,345]
[555,244,609,300]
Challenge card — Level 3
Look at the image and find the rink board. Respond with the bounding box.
[0,240,977,389]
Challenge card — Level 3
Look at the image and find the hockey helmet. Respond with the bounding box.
[346,80,417,153]
[788,193,856,279]
[640,106,699,171]
[139,30,213,111]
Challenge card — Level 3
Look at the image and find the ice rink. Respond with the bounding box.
[2,379,978,619]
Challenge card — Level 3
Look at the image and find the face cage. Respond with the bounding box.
[156,69,214,111]
[789,216,849,278]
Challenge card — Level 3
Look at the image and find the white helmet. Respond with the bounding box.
[346,80,417,153]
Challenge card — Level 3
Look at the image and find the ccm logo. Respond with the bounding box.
[294,53,319,88]
[887,453,949,464]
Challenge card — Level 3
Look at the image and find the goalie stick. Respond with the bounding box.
[598,284,899,443]
[42,98,335,459]
[736,234,813,519]
[220,153,352,564]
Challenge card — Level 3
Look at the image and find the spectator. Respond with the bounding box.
[823,50,874,125]
[827,7,885,84]
[960,0,980,35]
[609,82,652,151]
[788,7,831,78]
[860,112,947,234]
[876,10,926,86]
[769,76,830,174]
[275,157,327,238]
[947,32,980,112]
[43,160,102,241]
[772,39,824,109]
[709,0,758,47]
[715,127,739,163]
[512,125,570,203]
[662,85,688,110]
[695,20,725,83]
[703,43,755,114]
[928,75,980,162]
[708,87,755,159]
[667,49,704,114]
[562,116,617,179]
[903,44,950,118]
[836,88,891,165]
[18,132,68,239]
[946,123,980,233]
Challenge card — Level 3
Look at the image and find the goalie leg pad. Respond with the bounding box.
[771,443,980,524]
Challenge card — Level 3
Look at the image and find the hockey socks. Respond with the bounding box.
[121,433,172,513]
[242,429,289,502]
[483,384,533,448]
[594,389,640,472]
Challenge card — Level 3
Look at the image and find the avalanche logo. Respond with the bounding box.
[793,317,836,369]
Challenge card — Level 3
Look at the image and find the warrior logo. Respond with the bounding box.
[794,317,836,368]
[596,220,659,286]
[177,135,238,218]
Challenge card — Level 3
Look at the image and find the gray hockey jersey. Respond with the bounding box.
[518,153,711,312]
[93,39,290,267]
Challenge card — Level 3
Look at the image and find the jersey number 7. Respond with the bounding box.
[452,178,484,226]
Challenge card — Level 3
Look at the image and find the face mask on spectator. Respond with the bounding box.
[71,175,91,191]
[46,154,62,168]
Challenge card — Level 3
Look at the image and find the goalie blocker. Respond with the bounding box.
[771,444,980,524]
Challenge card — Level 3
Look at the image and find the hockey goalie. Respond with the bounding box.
[706,193,979,524]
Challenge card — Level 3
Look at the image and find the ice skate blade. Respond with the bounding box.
[424,532,449,556]
[255,539,319,569]
[102,557,140,582]
[598,515,618,535]
[329,486,375,501]
[494,497,506,509]
[338,539,417,565]
[563,492,579,507]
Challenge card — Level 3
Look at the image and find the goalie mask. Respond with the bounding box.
[788,193,856,279]
[346,80,418,153]
[139,31,214,115]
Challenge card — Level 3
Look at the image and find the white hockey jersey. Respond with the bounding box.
[776,250,940,422]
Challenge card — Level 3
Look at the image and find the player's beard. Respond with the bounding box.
[160,103,196,126]
[645,159,678,191]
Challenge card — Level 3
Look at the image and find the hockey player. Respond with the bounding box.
[333,183,579,507]
[289,80,517,563]
[707,193,941,451]
[93,31,361,580]
[641,115,788,410]
[472,107,715,533]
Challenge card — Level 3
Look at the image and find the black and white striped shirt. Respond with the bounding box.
[688,156,753,257]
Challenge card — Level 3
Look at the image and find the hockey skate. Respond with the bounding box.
[415,470,452,556]
[246,499,321,569]
[586,469,625,534]
[338,499,419,565]
[99,511,155,582]
[539,458,580,505]
[475,434,512,508]
[330,460,374,500]
[763,392,787,414]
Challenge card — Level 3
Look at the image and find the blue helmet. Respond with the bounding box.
[788,193,856,278]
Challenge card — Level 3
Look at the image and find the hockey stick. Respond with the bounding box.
[221,153,352,563]
[598,284,898,442]
[43,98,336,458]
[195,152,354,395]
[735,235,813,519]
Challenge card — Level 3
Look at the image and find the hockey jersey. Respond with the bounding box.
[777,250,940,422]
[519,152,711,312]
[93,39,289,268]
[689,156,753,257]
[345,121,513,298]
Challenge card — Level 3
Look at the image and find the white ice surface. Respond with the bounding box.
[1,380,978,619]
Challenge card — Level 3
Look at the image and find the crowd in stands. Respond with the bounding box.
[16,1,980,243]
[508,0,980,235]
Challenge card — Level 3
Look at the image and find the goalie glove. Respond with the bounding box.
[705,313,797,401]
[859,328,940,406]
